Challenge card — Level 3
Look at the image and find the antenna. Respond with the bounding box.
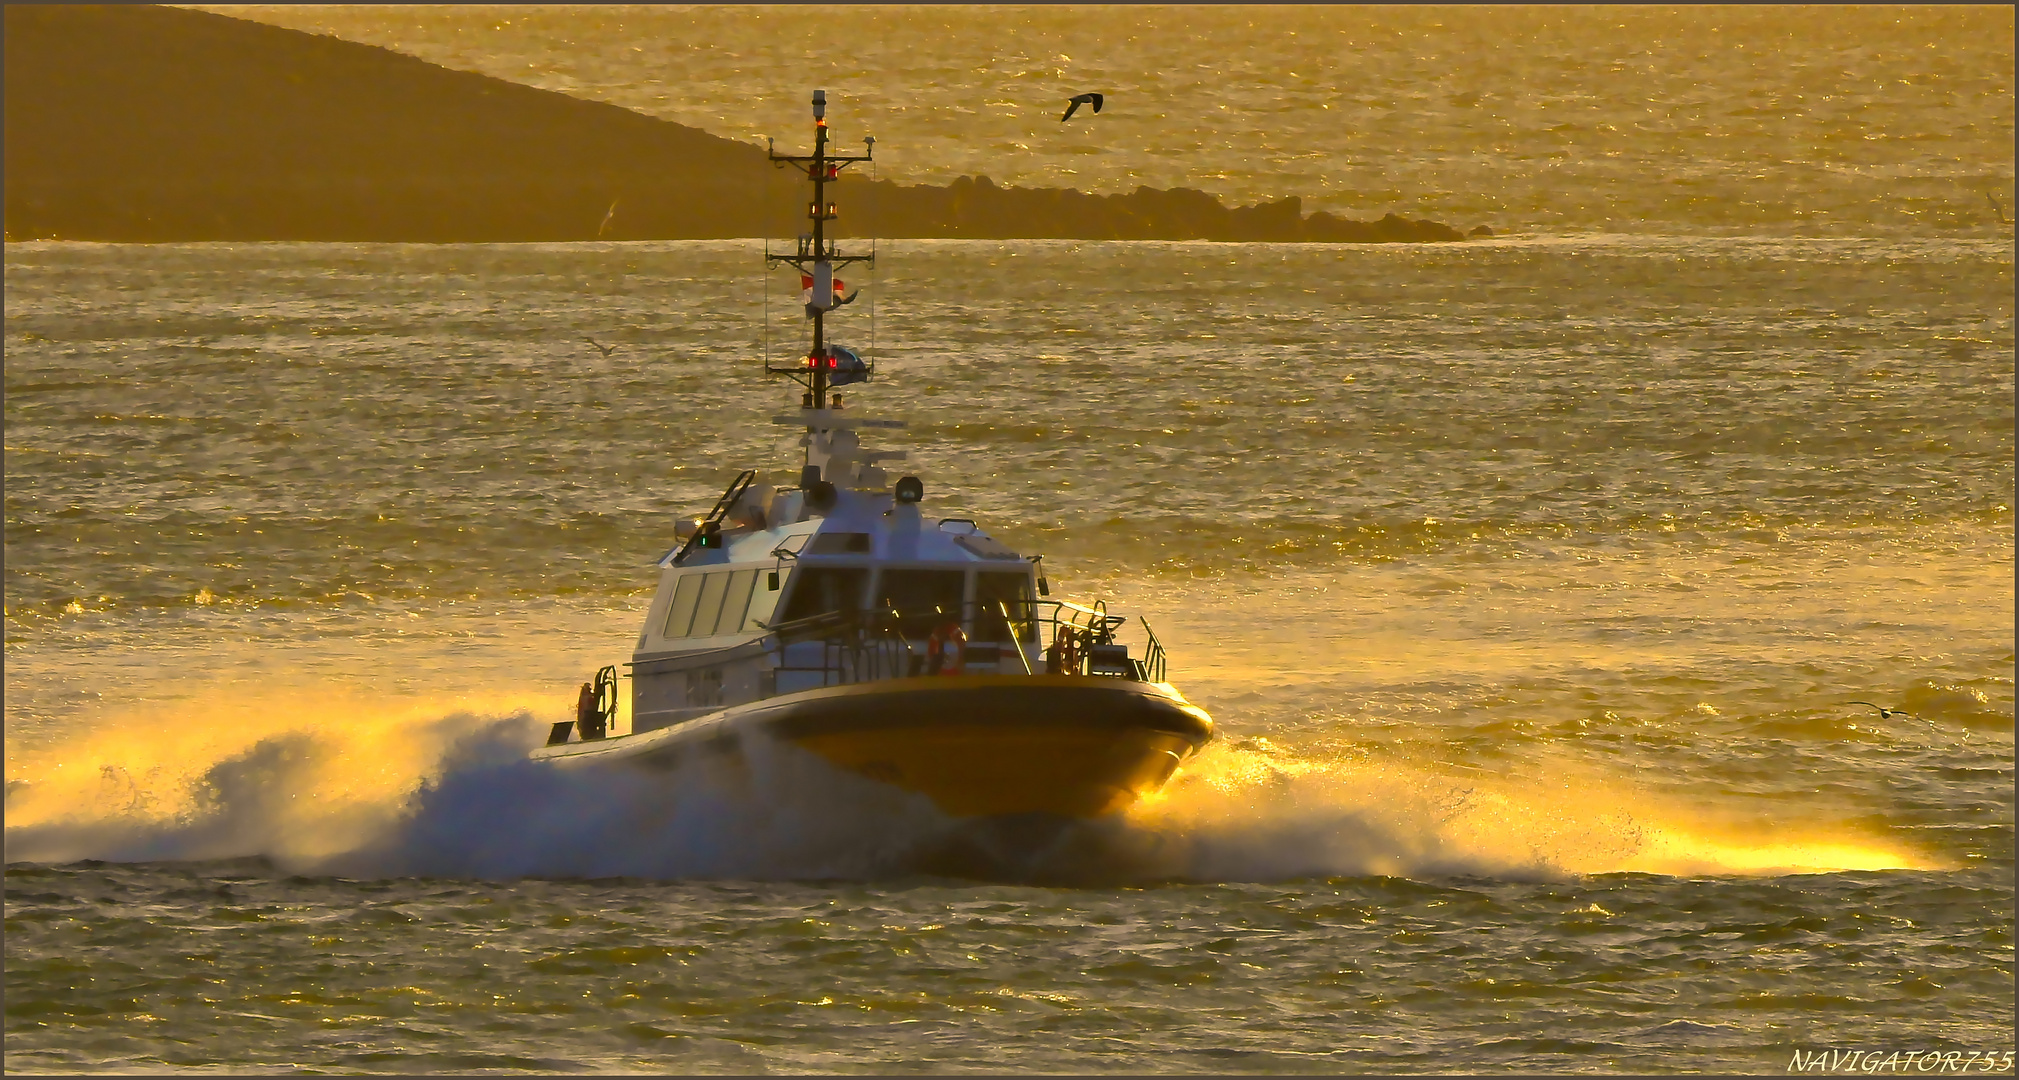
[764,90,877,411]
[867,136,877,371]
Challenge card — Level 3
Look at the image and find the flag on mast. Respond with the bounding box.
[800,274,846,312]
[799,274,846,304]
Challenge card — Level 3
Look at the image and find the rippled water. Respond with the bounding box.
[6,6,2017,1074]
[4,862,2010,1074]
[6,233,2012,1073]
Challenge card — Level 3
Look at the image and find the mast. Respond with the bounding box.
[766,89,875,413]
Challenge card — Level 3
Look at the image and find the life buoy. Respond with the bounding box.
[925,622,967,676]
[575,681,604,740]
[1049,624,1078,675]
[573,665,617,741]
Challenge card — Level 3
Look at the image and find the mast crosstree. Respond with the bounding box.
[766,89,875,412]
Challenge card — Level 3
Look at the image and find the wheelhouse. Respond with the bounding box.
[635,507,1041,661]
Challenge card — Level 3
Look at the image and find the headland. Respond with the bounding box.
[4,5,1466,244]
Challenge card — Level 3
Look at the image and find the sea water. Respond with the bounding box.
[6,6,2015,1075]
[6,233,2011,1074]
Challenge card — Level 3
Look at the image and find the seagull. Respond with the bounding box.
[597,199,619,237]
[1988,192,2011,226]
[583,337,618,357]
[1061,92,1104,122]
[1847,700,1960,749]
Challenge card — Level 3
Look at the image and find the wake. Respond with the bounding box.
[3,691,1938,882]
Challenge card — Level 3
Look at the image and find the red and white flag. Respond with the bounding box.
[800,274,845,307]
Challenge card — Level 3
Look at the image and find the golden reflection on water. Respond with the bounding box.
[1129,741,1942,880]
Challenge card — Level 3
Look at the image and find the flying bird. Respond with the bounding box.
[597,199,620,237]
[583,337,618,357]
[1847,699,1958,748]
[1060,92,1104,122]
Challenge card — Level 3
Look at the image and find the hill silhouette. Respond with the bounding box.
[4,5,1465,244]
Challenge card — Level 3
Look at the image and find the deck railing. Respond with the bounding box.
[766,608,913,690]
[761,597,1169,685]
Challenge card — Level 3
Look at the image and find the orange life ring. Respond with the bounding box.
[926,622,967,676]
[1050,624,1078,675]
[574,680,605,740]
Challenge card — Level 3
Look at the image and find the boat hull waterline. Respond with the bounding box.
[533,674,1214,819]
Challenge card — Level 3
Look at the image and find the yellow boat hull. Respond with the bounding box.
[534,674,1213,820]
[767,674,1213,818]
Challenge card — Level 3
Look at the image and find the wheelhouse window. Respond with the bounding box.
[876,568,968,635]
[662,568,764,638]
[976,571,1036,642]
[663,573,704,638]
[707,568,758,636]
[688,571,732,638]
[806,531,872,555]
[743,567,786,630]
[778,565,870,623]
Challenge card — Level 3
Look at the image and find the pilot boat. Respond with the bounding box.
[535,90,1212,829]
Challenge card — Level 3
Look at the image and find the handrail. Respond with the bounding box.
[1035,598,1125,640]
[668,470,758,566]
[1001,602,1034,674]
[765,606,914,686]
[738,595,1167,687]
[1138,617,1168,683]
[626,634,772,671]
